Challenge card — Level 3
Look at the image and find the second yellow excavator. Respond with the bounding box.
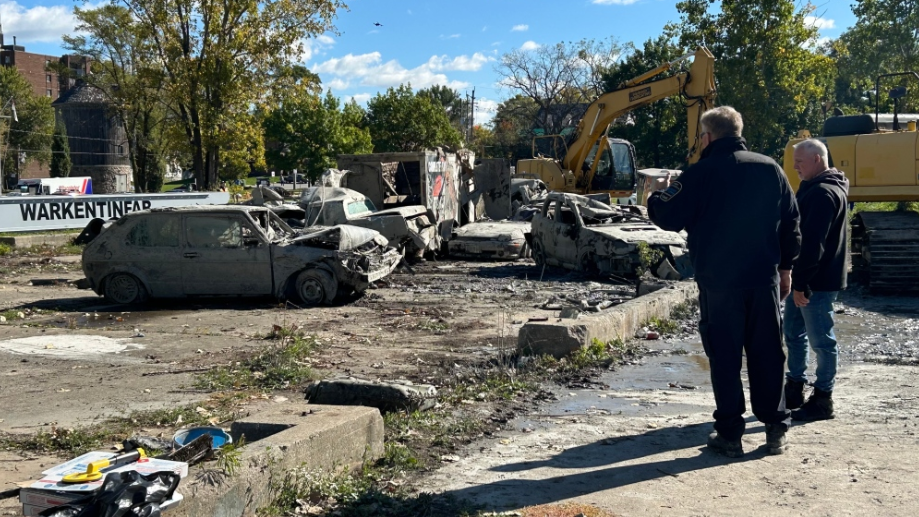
[515,46,716,201]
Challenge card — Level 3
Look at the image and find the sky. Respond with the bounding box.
[4,0,856,125]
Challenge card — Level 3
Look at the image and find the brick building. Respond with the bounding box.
[0,30,91,180]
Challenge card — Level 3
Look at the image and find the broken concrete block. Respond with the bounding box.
[637,274,675,296]
[560,307,582,319]
[304,378,437,413]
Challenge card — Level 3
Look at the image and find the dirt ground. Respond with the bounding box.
[1,251,918,516]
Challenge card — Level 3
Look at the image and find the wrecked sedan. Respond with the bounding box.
[80,205,401,306]
[448,220,531,260]
[300,187,438,256]
[530,192,690,280]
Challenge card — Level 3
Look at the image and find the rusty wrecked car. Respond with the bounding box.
[80,205,401,306]
[531,192,690,280]
[299,187,438,256]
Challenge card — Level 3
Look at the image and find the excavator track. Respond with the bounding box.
[851,211,919,292]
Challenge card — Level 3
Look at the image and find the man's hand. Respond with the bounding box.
[793,290,809,307]
[779,269,791,300]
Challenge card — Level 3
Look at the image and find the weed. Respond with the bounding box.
[216,436,246,475]
[418,319,450,333]
[669,300,698,320]
[195,330,320,391]
[3,427,109,455]
[0,243,11,256]
[1,310,23,321]
[636,241,665,276]
[646,316,681,335]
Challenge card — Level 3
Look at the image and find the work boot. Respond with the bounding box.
[792,388,835,421]
[765,424,787,455]
[707,432,743,458]
[784,379,805,410]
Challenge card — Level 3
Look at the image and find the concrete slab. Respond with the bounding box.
[171,403,384,517]
[517,281,699,358]
[0,233,78,248]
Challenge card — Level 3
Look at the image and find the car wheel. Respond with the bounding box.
[296,268,337,306]
[103,273,148,305]
[532,239,546,266]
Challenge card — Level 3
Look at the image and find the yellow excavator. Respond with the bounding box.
[515,46,716,201]
[783,72,919,292]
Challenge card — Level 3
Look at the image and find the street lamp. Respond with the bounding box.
[0,96,19,194]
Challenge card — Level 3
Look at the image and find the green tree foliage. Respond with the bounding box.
[264,90,372,179]
[834,0,919,114]
[50,119,72,178]
[417,85,470,134]
[116,0,343,189]
[0,67,54,181]
[64,5,169,193]
[471,125,496,158]
[494,37,627,136]
[365,84,463,152]
[672,0,835,157]
[602,35,688,169]
[490,94,539,160]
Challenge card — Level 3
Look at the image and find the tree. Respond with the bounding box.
[64,5,169,192]
[0,67,54,183]
[417,85,470,134]
[834,0,919,113]
[264,90,372,179]
[490,94,539,160]
[365,84,463,152]
[672,0,835,157]
[494,37,628,136]
[50,120,72,178]
[471,125,496,158]
[115,0,343,189]
[601,35,688,169]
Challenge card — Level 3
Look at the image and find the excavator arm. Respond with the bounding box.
[565,46,716,190]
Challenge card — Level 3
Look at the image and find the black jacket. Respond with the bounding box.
[648,137,801,290]
[791,168,848,293]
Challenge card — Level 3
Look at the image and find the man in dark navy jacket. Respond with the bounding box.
[784,138,848,422]
[648,106,801,457]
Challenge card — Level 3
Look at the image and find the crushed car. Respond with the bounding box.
[79,205,401,306]
[530,192,691,280]
[448,220,531,260]
[299,187,438,256]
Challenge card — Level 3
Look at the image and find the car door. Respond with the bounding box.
[119,213,184,297]
[181,213,273,296]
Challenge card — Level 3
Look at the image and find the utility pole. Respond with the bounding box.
[470,88,476,144]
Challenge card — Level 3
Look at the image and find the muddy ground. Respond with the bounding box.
[1,250,918,516]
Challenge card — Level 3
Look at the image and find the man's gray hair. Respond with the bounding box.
[793,138,829,162]
[700,106,744,139]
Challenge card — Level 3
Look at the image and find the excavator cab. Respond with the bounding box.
[582,138,637,193]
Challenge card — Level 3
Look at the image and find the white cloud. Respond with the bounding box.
[520,41,540,51]
[312,52,471,90]
[348,93,372,105]
[804,16,835,30]
[491,41,502,47]
[592,0,640,4]
[296,33,336,62]
[326,78,350,90]
[474,98,499,125]
[440,34,461,40]
[0,1,93,43]
[481,26,488,32]
[511,24,529,32]
[407,9,412,15]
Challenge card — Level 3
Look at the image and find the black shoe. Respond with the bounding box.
[707,432,743,458]
[765,424,787,455]
[785,379,805,410]
[792,388,835,421]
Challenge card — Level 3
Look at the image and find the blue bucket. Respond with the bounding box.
[173,427,232,450]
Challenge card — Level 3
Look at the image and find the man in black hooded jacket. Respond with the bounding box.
[648,106,801,458]
[784,138,849,422]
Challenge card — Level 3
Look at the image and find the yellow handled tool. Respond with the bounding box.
[61,449,147,483]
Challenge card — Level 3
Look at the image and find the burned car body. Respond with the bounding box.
[300,187,438,255]
[530,192,689,280]
[448,220,531,260]
[80,205,401,306]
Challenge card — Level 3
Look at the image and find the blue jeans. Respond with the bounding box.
[783,291,839,392]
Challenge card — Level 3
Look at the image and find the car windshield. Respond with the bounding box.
[346,199,376,216]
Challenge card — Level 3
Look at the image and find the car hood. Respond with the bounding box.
[586,224,686,246]
[454,220,530,239]
[358,205,428,219]
[291,224,389,250]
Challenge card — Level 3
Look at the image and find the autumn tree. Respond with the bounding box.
[264,90,372,180]
[601,35,688,169]
[494,37,627,136]
[116,0,343,189]
[0,66,53,184]
[50,120,72,178]
[490,94,539,160]
[672,0,835,157]
[365,84,463,152]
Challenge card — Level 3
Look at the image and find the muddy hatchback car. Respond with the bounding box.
[81,205,401,306]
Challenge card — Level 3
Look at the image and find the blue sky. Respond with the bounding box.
[6,0,855,124]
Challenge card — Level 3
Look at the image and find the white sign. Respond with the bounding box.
[0,192,231,232]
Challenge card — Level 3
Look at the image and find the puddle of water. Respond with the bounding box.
[0,335,143,358]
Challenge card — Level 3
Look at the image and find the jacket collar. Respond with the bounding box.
[700,136,748,159]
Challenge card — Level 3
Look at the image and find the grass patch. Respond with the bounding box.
[195,328,320,391]
[851,201,919,218]
[0,243,11,256]
[669,300,697,320]
[1,309,24,321]
[646,316,681,335]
